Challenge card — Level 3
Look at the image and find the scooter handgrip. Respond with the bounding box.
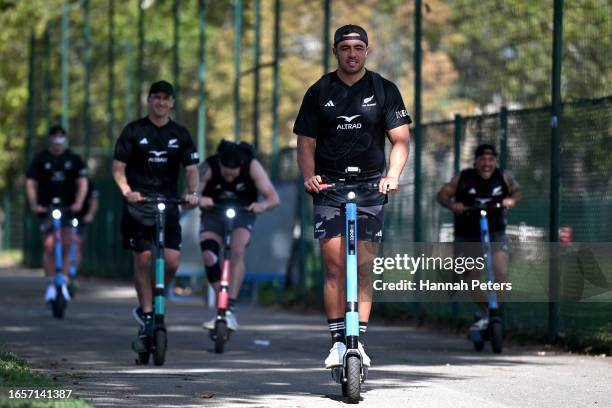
[306,184,329,193]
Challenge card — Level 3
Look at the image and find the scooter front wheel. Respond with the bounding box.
[214,320,227,354]
[153,329,167,366]
[345,355,361,404]
[51,287,66,319]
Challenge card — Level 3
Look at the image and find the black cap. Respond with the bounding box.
[217,140,246,168]
[48,124,67,136]
[148,80,175,98]
[475,144,498,159]
[333,24,368,47]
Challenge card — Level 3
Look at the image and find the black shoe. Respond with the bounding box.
[132,315,153,353]
[132,307,146,327]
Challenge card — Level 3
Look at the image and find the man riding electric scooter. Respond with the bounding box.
[437,144,523,349]
[295,24,411,401]
[26,125,88,310]
[112,80,200,361]
[199,140,279,334]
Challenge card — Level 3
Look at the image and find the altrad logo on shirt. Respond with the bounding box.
[336,115,362,130]
[148,150,168,163]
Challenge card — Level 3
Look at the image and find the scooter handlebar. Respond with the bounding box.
[138,196,188,205]
[465,202,504,211]
[306,182,381,193]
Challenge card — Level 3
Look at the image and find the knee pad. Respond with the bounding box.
[200,240,221,283]
[200,239,220,255]
[205,262,221,284]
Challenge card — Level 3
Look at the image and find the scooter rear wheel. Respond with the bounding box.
[153,329,167,366]
[491,321,503,354]
[345,355,361,404]
[67,282,77,299]
[137,351,150,365]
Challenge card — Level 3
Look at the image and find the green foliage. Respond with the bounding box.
[0,0,610,191]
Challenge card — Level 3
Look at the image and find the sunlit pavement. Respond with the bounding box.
[1,267,610,408]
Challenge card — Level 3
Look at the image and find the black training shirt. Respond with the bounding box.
[26,148,88,207]
[201,155,258,207]
[114,117,200,197]
[294,70,411,178]
[454,168,509,236]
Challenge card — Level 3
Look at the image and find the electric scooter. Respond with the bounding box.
[205,205,250,354]
[67,216,79,298]
[467,201,504,354]
[309,167,381,404]
[132,196,185,366]
[48,197,71,319]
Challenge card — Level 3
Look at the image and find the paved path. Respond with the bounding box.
[1,267,610,407]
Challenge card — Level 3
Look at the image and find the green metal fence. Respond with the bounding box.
[292,96,612,349]
[2,1,611,349]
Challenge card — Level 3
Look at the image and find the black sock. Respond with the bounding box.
[328,318,345,344]
[359,321,368,344]
[228,298,236,313]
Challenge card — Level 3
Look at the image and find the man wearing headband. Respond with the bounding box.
[294,24,411,369]
[113,80,200,352]
[198,140,279,331]
[26,125,88,304]
[437,143,523,331]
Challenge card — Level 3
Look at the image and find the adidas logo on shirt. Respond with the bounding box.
[375,230,383,237]
[324,100,334,107]
[139,138,149,145]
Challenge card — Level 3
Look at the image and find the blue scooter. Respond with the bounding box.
[467,201,504,354]
[309,167,381,404]
[48,197,70,319]
[67,216,79,298]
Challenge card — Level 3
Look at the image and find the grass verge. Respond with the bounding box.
[0,349,92,408]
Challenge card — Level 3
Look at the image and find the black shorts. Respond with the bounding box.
[313,205,384,243]
[454,231,509,255]
[77,222,87,236]
[121,208,181,253]
[199,209,255,237]
[38,214,78,235]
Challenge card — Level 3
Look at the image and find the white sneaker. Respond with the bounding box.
[470,317,489,331]
[44,284,56,303]
[202,317,216,330]
[202,310,239,331]
[225,310,239,331]
[60,284,71,302]
[358,342,371,367]
[325,342,347,368]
